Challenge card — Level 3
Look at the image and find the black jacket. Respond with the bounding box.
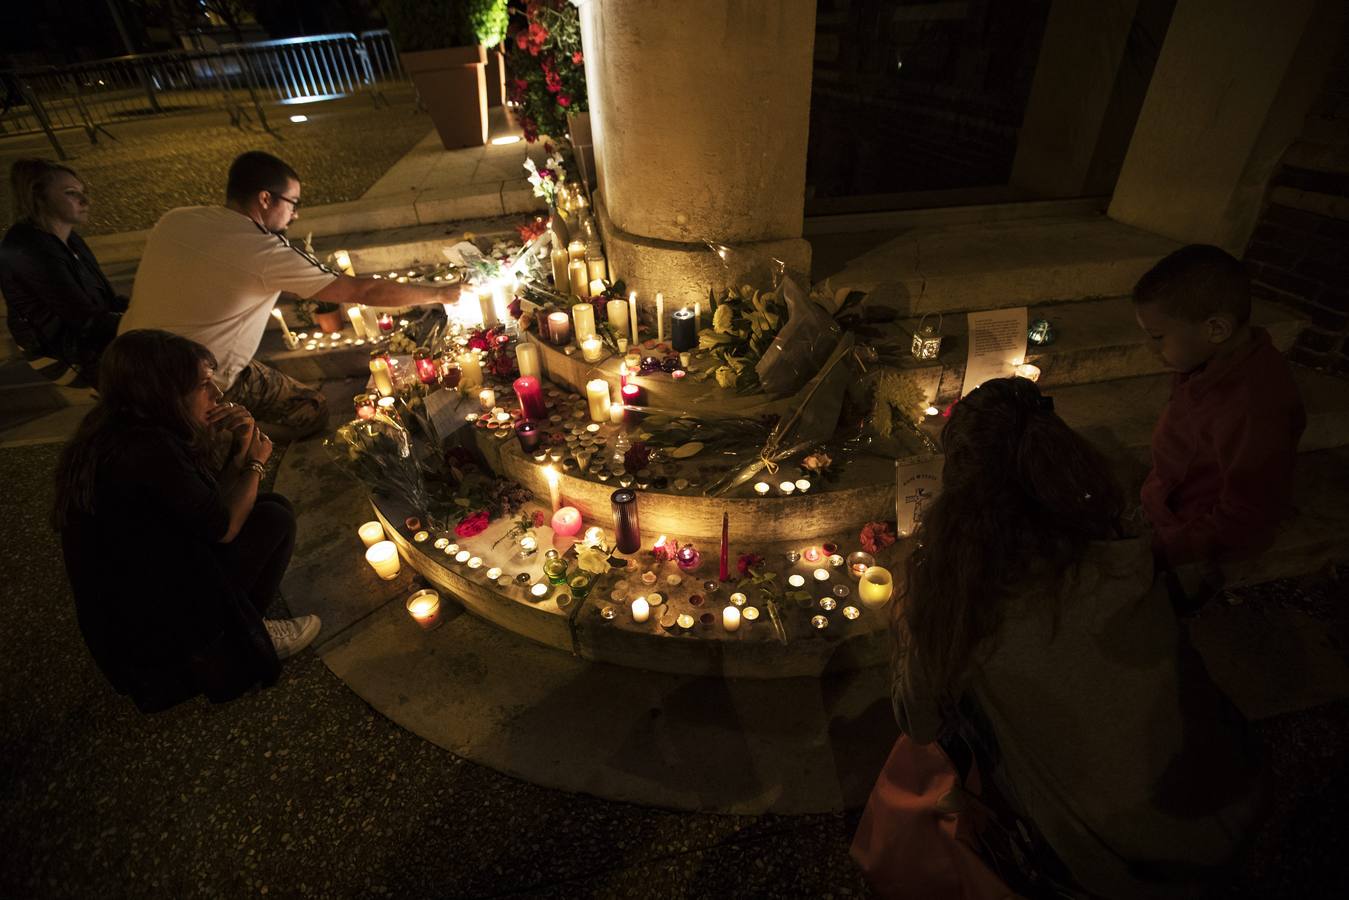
[0,221,126,378]
[61,424,280,712]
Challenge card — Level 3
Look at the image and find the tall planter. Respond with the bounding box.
[402,45,489,149]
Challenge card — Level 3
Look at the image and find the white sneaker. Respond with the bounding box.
[265,615,321,660]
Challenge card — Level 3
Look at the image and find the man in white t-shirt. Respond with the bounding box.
[121,151,459,437]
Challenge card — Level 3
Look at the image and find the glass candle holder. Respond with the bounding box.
[859,566,895,609]
[406,589,441,629]
[568,571,595,600]
[414,347,437,385]
[846,551,876,579]
[516,421,542,454]
[675,544,701,572]
[543,557,569,585]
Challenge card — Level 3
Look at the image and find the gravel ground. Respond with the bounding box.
[1,438,1345,898]
[0,90,430,236]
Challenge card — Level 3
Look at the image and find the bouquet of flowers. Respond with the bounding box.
[506,0,588,142]
[523,154,567,206]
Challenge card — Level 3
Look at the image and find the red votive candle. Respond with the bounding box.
[414,348,437,385]
[621,383,643,406]
[514,375,548,421]
[515,421,542,454]
[377,313,394,333]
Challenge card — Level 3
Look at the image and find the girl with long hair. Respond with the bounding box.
[886,377,1266,898]
[54,329,320,712]
[1,158,126,387]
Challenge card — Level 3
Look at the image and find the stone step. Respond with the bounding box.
[896,295,1307,400]
[1051,366,1349,462]
[828,213,1184,317]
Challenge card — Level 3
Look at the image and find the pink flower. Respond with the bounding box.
[531,510,546,528]
[572,51,584,64]
[557,94,571,107]
[859,521,897,555]
[455,510,491,538]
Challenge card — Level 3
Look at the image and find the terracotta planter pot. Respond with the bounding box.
[402,46,489,149]
[314,309,343,334]
[485,48,506,108]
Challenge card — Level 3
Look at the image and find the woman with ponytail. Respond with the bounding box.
[881,377,1267,898]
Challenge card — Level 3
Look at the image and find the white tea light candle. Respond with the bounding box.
[722,605,741,632]
[406,589,441,629]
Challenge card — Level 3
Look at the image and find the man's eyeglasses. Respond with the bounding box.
[269,191,302,209]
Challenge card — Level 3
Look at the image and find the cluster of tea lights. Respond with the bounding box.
[752,478,812,496]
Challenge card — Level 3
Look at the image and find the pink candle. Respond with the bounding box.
[621,383,642,406]
[514,375,547,421]
[551,506,583,539]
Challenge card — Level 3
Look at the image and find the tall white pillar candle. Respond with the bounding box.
[628,291,639,344]
[585,378,611,423]
[544,465,562,512]
[607,299,629,342]
[573,302,597,343]
[656,292,664,343]
[516,341,540,379]
[346,306,368,339]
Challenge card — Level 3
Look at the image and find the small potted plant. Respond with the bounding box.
[312,301,343,334]
[380,0,510,149]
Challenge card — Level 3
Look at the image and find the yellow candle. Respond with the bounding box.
[270,308,296,348]
[609,401,624,424]
[631,597,650,623]
[516,341,540,379]
[346,306,367,339]
[572,302,596,342]
[357,521,385,548]
[365,541,401,580]
[406,589,441,629]
[479,388,496,410]
[606,298,629,342]
[544,465,562,512]
[722,605,741,632]
[550,247,570,291]
[334,249,356,276]
[458,353,482,389]
[581,337,603,363]
[585,379,611,423]
[655,292,664,342]
[628,291,639,343]
[568,260,589,298]
[369,357,394,397]
[859,566,894,609]
[589,278,606,298]
[567,240,586,262]
[587,255,607,284]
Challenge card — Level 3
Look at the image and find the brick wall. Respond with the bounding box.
[1243,33,1349,373]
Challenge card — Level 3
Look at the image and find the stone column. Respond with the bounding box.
[575,0,816,317]
[1108,0,1343,252]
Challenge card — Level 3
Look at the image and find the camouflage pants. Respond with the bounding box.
[224,359,328,439]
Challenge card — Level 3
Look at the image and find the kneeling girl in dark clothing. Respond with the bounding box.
[53,329,320,713]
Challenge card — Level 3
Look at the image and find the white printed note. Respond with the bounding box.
[962,307,1028,397]
[896,456,944,538]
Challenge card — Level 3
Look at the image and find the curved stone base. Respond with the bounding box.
[319,583,898,814]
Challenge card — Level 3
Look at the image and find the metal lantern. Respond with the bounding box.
[910,314,944,360]
[1028,317,1056,346]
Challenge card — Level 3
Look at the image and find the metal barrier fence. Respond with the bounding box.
[0,31,407,160]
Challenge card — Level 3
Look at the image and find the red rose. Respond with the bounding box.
[572,51,584,64]
[468,334,490,351]
[557,95,571,107]
[531,510,546,528]
[455,510,491,538]
[737,553,764,576]
[859,521,896,555]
